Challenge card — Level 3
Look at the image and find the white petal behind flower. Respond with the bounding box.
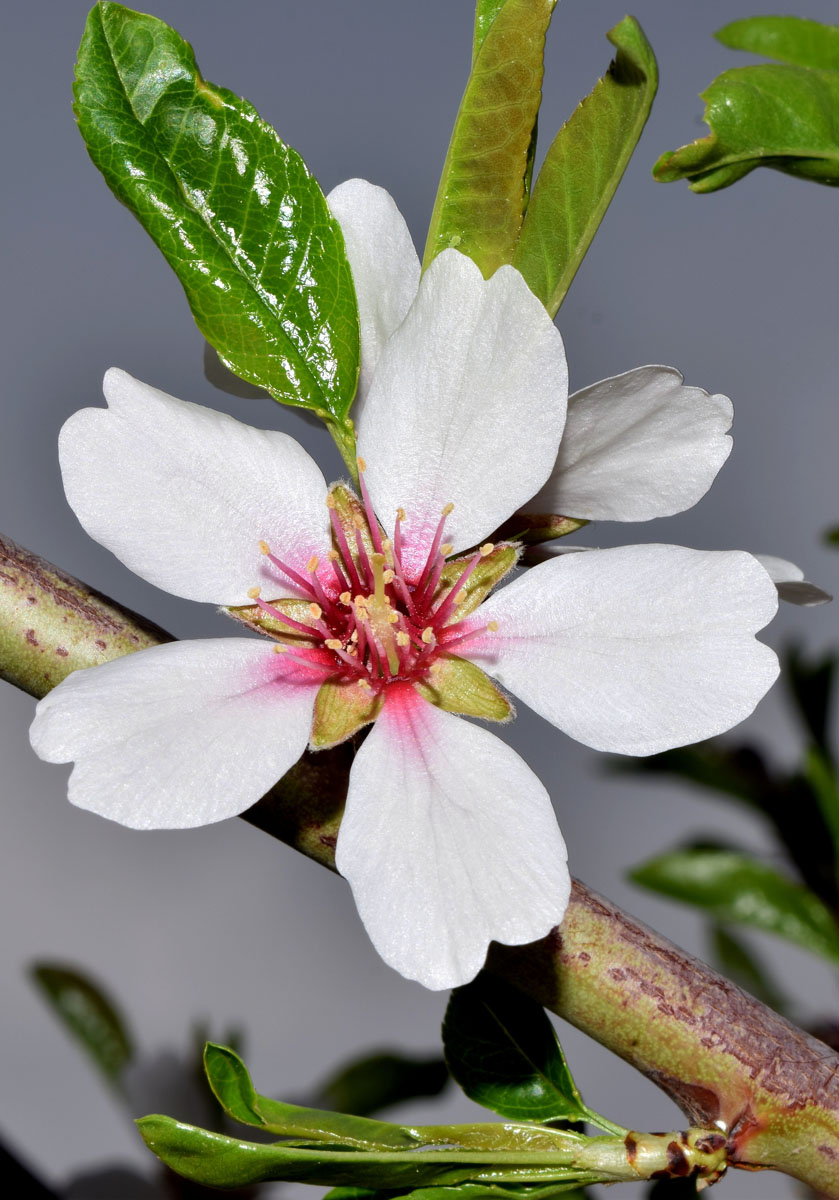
[59,369,332,607]
[755,554,833,606]
[336,686,570,990]
[327,179,420,409]
[356,250,568,572]
[30,639,319,829]
[472,545,779,756]
[528,366,733,522]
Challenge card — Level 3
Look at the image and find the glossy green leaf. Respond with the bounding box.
[424,0,558,277]
[315,1052,448,1117]
[630,845,839,962]
[203,1043,419,1150]
[31,963,133,1087]
[709,925,788,1014]
[138,1115,599,1190]
[513,17,657,316]
[443,975,587,1125]
[653,63,839,192]
[473,2,508,62]
[716,16,839,70]
[74,3,359,424]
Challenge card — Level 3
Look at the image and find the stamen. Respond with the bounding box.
[421,626,434,644]
[415,502,455,594]
[431,546,487,626]
[339,590,352,606]
[260,544,315,597]
[254,597,318,637]
[356,458,385,554]
[247,586,261,599]
[272,645,335,674]
[440,620,497,652]
[309,603,322,620]
[329,507,362,592]
[396,630,410,647]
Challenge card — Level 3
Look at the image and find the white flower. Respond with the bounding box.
[30,181,780,992]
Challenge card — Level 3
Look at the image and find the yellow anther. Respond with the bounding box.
[258,540,270,555]
[339,590,352,606]
[347,645,358,657]
[272,644,287,654]
[487,620,499,632]
[353,594,367,608]
[480,542,494,557]
[306,555,319,573]
[350,629,359,643]
[325,638,343,651]
[387,610,399,624]
[247,586,261,599]
[326,493,336,509]
[327,549,339,561]
[383,568,395,585]
[396,507,406,522]
[357,678,373,693]
[440,543,453,557]
[455,589,466,605]
[421,627,434,644]
[396,630,410,647]
[357,456,367,472]
[442,502,454,517]
[308,603,322,620]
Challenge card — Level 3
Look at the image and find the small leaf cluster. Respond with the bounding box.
[623,641,839,1016]
[654,15,839,192]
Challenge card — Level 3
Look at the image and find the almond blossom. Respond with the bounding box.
[30,181,780,992]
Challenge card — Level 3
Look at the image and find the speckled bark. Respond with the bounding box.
[4,534,839,1195]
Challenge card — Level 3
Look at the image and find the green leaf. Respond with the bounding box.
[315,1052,448,1118]
[74,3,359,424]
[716,16,839,70]
[472,2,508,62]
[442,975,587,1125]
[653,62,839,192]
[513,17,657,316]
[424,0,558,277]
[630,845,839,962]
[709,925,788,1014]
[203,1043,419,1150]
[824,524,839,548]
[138,1115,601,1190]
[31,963,133,1087]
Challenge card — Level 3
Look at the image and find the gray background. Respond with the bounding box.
[1,2,837,1195]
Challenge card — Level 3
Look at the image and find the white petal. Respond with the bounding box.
[755,554,833,606]
[327,179,420,408]
[29,639,319,829]
[356,251,567,575]
[336,686,570,990]
[472,544,779,756]
[59,370,331,606]
[528,366,733,521]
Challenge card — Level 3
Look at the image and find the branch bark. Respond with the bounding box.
[4,532,839,1195]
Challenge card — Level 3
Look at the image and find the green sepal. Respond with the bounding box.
[436,544,520,621]
[630,843,839,962]
[716,16,839,70]
[513,16,657,316]
[443,975,589,1126]
[203,1043,419,1150]
[492,514,587,547]
[330,483,380,575]
[327,1186,591,1200]
[31,962,133,1088]
[311,678,383,749]
[224,597,319,643]
[423,0,558,277]
[415,656,512,722]
[74,3,360,421]
[653,61,839,192]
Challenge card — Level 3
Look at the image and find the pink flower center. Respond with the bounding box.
[249,465,498,693]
